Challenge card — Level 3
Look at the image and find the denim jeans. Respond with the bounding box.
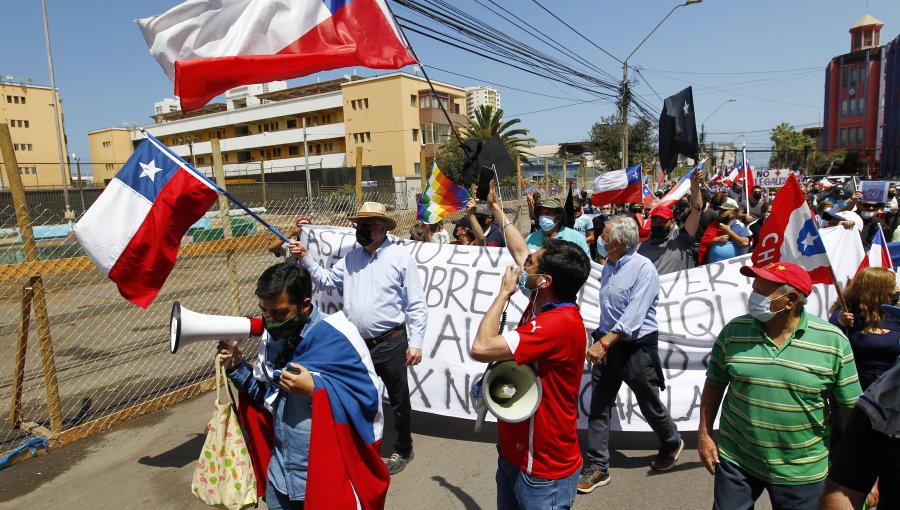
[369,330,412,456]
[265,480,303,510]
[496,453,578,510]
[712,458,824,510]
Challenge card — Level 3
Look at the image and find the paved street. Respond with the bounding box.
[0,391,776,509]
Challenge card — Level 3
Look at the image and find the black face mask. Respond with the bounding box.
[355,225,375,246]
[890,192,897,199]
[890,292,900,305]
[650,226,670,240]
[752,192,763,200]
[264,314,304,341]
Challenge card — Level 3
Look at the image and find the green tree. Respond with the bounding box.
[460,105,536,162]
[806,148,848,175]
[769,122,814,169]
[588,115,657,169]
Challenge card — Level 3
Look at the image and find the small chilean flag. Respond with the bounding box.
[138,0,416,111]
[858,223,893,273]
[592,163,642,205]
[656,162,703,209]
[74,133,219,308]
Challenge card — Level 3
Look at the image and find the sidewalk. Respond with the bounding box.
[0,392,733,509]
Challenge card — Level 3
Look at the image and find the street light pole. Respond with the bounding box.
[621,0,701,168]
[71,153,85,213]
[701,98,736,161]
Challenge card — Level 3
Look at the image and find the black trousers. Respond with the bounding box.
[369,329,412,456]
[586,332,680,471]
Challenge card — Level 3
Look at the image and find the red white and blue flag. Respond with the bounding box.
[752,174,833,284]
[138,0,416,111]
[859,223,893,272]
[742,143,754,212]
[642,181,655,208]
[289,312,389,509]
[722,165,739,187]
[591,163,642,205]
[74,133,219,308]
[656,161,704,210]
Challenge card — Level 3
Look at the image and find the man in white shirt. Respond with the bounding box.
[290,202,428,475]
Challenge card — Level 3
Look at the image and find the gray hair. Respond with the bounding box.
[775,283,808,307]
[605,215,639,253]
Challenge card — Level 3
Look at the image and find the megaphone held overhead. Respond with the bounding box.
[482,360,542,423]
[169,301,264,354]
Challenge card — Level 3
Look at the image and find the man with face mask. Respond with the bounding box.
[218,263,387,509]
[289,201,427,475]
[589,204,613,262]
[637,171,703,274]
[524,197,591,259]
[856,200,888,251]
[698,262,861,510]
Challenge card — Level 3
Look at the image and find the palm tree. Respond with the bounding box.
[460,105,535,161]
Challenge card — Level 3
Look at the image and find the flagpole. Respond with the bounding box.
[742,143,751,215]
[143,132,291,244]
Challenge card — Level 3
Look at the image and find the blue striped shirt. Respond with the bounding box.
[598,250,658,338]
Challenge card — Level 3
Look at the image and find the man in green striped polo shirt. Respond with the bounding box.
[698,261,861,510]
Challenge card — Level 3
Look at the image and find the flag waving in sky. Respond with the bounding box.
[592,163,642,205]
[137,0,416,111]
[658,86,699,173]
[74,133,219,307]
[752,174,832,284]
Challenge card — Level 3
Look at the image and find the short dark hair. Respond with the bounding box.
[538,238,590,300]
[256,262,312,305]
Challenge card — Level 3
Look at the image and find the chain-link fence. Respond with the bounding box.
[0,184,533,462]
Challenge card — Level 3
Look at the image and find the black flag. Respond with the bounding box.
[658,86,699,174]
[563,183,575,229]
[461,134,516,200]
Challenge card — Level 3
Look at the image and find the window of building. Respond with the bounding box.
[363,98,369,108]
[859,98,866,115]
[841,67,848,88]
[351,100,357,110]
[858,127,865,146]
[365,132,371,142]
[850,97,857,116]
[5,95,10,103]
[414,162,421,176]
[103,141,111,148]
[289,145,300,156]
[353,133,359,143]
[20,96,24,104]
[324,142,333,152]
[23,120,28,128]
[13,144,18,150]
[411,94,417,107]
[196,156,205,165]
[106,163,115,171]
[315,144,322,154]
[864,31,873,47]
[26,144,32,151]
[13,96,19,104]
[287,119,298,129]
[324,113,331,123]
[223,154,229,162]
[412,129,418,142]
[273,147,282,157]
[454,103,460,114]
[841,100,848,117]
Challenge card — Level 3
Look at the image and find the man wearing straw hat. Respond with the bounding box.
[290,201,427,475]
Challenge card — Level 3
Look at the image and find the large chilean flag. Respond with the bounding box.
[138,0,417,111]
[291,312,389,509]
[591,163,642,205]
[74,134,219,307]
[751,174,833,285]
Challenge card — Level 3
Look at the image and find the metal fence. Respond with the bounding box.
[0,185,531,462]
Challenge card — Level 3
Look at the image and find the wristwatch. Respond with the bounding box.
[502,219,515,229]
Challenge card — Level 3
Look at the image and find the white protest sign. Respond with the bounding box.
[753,169,792,188]
[300,225,858,432]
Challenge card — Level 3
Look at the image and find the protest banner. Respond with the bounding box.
[752,168,790,188]
[300,225,860,431]
[860,181,890,203]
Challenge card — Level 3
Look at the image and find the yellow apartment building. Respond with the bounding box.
[93,73,468,191]
[86,127,135,186]
[0,79,70,189]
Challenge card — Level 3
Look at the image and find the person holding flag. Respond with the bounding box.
[637,169,703,274]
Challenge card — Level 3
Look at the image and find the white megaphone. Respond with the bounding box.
[481,360,542,423]
[169,301,264,354]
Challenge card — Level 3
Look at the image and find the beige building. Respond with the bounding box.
[0,79,69,189]
[342,73,467,179]
[86,127,136,186]
[95,73,467,191]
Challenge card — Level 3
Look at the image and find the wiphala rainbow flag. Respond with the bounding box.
[417,163,470,224]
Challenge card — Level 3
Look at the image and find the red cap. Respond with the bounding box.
[739,261,812,296]
[649,205,674,220]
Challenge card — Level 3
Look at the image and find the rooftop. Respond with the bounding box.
[851,14,884,30]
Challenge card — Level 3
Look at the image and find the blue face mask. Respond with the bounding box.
[596,238,608,258]
[747,291,788,322]
[517,267,546,296]
[538,215,557,232]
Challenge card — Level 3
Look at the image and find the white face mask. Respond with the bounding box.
[747,291,788,322]
[538,215,558,232]
[860,211,875,220]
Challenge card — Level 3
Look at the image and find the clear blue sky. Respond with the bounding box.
[3,0,899,171]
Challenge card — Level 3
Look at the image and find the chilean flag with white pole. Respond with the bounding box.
[137,0,416,111]
[74,133,220,308]
[655,161,704,209]
[591,163,642,205]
